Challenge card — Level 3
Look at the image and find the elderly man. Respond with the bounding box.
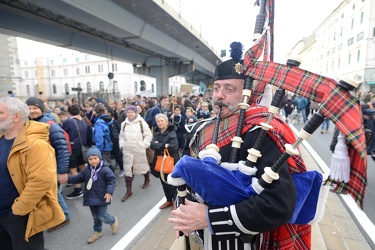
[0,97,64,249]
[169,43,310,249]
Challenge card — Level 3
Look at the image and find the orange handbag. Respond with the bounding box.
[155,148,174,174]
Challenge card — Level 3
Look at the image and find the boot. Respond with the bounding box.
[121,176,133,202]
[142,172,150,189]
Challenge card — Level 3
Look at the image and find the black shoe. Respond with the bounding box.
[47,219,71,233]
[65,191,83,199]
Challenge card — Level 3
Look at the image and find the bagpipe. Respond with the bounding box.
[167,0,367,242]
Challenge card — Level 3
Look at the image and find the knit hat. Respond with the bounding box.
[126,105,138,114]
[26,97,44,112]
[85,146,102,162]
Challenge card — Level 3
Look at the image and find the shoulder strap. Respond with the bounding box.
[139,121,144,134]
[72,118,84,146]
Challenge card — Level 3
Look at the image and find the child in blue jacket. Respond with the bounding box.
[67,146,118,244]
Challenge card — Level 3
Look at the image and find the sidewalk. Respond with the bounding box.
[128,145,372,250]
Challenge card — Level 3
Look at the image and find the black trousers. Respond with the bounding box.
[0,212,44,250]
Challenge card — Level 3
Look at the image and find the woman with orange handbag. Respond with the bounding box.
[150,113,180,209]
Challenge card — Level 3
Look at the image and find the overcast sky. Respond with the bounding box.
[17,0,343,63]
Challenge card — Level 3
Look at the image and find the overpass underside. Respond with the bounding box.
[0,0,220,95]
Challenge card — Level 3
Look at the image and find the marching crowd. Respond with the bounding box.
[1,92,215,246]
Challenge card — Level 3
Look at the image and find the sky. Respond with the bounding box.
[17,0,343,63]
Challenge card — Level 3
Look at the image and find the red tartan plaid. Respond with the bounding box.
[243,60,367,208]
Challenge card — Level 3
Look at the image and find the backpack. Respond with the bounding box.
[46,120,72,154]
[109,120,120,145]
[144,107,155,124]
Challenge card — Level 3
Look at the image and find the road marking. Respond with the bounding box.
[110,198,166,250]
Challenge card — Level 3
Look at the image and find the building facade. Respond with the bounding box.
[0,34,22,97]
[19,52,189,102]
[291,0,375,93]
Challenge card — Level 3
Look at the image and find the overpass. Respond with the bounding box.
[0,0,222,95]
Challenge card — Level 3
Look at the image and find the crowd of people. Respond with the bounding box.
[0,88,217,248]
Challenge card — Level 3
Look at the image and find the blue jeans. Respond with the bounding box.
[297,109,307,123]
[89,205,115,232]
[57,189,70,221]
[321,118,330,131]
[0,212,44,250]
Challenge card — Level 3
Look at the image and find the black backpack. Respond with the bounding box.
[109,120,120,145]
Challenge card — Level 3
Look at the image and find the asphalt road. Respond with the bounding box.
[44,172,165,250]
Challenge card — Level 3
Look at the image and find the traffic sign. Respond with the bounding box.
[72,87,82,91]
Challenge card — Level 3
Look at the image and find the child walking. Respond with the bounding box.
[67,146,119,244]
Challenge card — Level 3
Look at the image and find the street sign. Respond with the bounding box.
[72,87,82,91]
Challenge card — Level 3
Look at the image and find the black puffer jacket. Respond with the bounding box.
[150,124,179,177]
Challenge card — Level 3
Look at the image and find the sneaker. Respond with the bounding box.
[65,190,83,199]
[118,170,125,177]
[87,231,103,244]
[47,219,71,233]
[111,217,119,234]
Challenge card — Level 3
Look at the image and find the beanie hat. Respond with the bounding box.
[85,146,102,162]
[26,97,44,112]
[126,105,138,114]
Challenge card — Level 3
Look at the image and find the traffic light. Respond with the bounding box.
[140,80,146,91]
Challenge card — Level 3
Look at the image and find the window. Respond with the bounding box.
[53,84,57,94]
[85,55,89,60]
[332,47,336,54]
[357,50,361,62]
[76,57,80,62]
[338,58,341,68]
[65,83,69,94]
[34,70,37,77]
[348,53,351,65]
[360,11,364,24]
[51,69,55,77]
[112,63,118,72]
[25,71,29,78]
[340,26,343,37]
[24,61,28,66]
[152,84,155,93]
[348,37,354,46]
[134,81,138,93]
[373,27,375,37]
[326,50,330,57]
[85,66,90,74]
[351,19,354,30]
[99,81,104,91]
[63,58,67,63]
[87,82,92,93]
[338,43,343,51]
[331,61,334,70]
[98,65,103,73]
[50,60,54,65]
[76,68,80,75]
[113,81,119,92]
[357,32,364,41]
[352,3,355,10]
[63,68,68,76]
